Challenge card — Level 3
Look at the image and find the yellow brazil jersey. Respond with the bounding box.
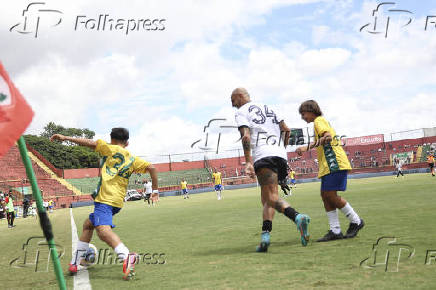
[181,181,187,189]
[212,172,222,185]
[289,171,295,179]
[94,140,151,208]
[314,116,351,178]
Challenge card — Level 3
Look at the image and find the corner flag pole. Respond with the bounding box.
[17,136,67,290]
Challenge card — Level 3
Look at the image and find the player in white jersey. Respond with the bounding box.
[231,88,310,252]
[395,158,405,178]
[143,180,153,206]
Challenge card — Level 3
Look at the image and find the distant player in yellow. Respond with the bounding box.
[297,100,364,242]
[48,199,54,213]
[428,153,435,176]
[51,128,159,280]
[180,179,189,199]
[212,168,223,200]
[289,168,296,189]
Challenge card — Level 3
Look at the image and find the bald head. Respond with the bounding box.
[231,87,251,108]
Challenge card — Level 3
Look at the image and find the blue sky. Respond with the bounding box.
[1,0,435,160]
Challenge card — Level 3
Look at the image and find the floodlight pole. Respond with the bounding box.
[17,136,67,290]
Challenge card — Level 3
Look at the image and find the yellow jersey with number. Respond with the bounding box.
[314,116,351,178]
[94,140,151,208]
[212,172,222,185]
[181,181,187,189]
[289,171,295,179]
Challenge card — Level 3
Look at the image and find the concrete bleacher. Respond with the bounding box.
[0,145,75,198]
[66,168,213,194]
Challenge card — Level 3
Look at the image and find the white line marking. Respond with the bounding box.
[70,208,92,290]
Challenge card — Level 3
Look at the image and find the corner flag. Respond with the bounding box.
[0,62,34,157]
[0,62,66,289]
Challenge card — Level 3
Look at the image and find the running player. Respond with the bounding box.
[427,153,435,176]
[144,180,153,206]
[395,158,404,178]
[212,169,223,200]
[289,168,296,188]
[231,88,310,252]
[51,128,159,280]
[180,179,189,199]
[297,100,364,242]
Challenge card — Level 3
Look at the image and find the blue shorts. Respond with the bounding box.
[214,184,223,191]
[291,179,296,184]
[321,170,348,191]
[89,202,121,228]
[182,189,188,194]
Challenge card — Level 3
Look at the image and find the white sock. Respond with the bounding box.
[340,202,361,224]
[71,240,89,265]
[326,210,341,234]
[114,243,129,260]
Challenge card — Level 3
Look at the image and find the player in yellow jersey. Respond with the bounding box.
[289,168,296,189]
[297,100,364,242]
[212,168,223,200]
[180,179,189,199]
[51,128,159,280]
[428,153,435,176]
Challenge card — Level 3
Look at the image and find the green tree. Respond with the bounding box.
[24,123,100,169]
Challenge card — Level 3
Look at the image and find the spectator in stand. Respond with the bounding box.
[5,191,16,228]
[23,197,30,218]
[427,153,435,177]
[0,192,5,219]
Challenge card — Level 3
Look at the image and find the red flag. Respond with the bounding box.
[0,62,34,157]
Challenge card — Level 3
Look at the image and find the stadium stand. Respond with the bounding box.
[2,133,435,208]
[0,145,91,209]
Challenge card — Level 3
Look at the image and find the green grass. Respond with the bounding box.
[2,173,436,289]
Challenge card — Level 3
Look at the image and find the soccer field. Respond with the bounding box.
[2,173,436,289]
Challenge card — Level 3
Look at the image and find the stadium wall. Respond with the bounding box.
[63,168,100,179]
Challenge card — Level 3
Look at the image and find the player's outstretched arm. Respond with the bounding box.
[50,134,97,149]
[146,165,159,191]
[279,121,291,148]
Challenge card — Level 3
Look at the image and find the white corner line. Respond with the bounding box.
[70,208,92,290]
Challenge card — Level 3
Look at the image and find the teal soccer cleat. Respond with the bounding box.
[256,231,271,252]
[295,214,310,246]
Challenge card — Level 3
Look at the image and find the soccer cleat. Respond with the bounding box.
[345,219,365,239]
[68,263,78,275]
[295,214,310,246]
[255,231,270,252]
[123,253,138,280]
[316,230,344,242]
